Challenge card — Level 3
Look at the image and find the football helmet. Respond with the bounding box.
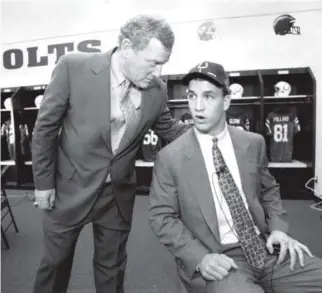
[4,98,13,110]
[273,14,300,35]
[34,95,44,109]
[229,83,244,99]
[198,21,216,41]
[274,81,292,97]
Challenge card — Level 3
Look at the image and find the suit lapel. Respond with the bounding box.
[228,126,252,199]
[183,130,221,244]
[91,49,117,153]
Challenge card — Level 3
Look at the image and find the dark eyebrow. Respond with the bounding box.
[186,89,216,94]
[187,90,216,95]
[203,91,216,95]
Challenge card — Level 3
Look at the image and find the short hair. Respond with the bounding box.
[118,15,175,51]
[223,83,231,97]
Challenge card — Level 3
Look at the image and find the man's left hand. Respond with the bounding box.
[266,230,314,270]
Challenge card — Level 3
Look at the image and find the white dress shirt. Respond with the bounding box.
[194,124,259,244]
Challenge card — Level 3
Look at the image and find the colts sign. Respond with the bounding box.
[2,39,102,70]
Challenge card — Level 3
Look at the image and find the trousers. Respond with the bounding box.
[206,246,322,293]
[33,183,131,293]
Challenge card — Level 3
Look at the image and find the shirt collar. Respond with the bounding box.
[110,51,126,90]
[194,123,228,143]
[110,51,140,110]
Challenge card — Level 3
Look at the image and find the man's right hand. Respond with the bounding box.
[34,189,56,210]
[198,253,238,281]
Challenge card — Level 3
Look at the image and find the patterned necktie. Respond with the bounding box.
[212,138,268,269]
[119,80,140,137]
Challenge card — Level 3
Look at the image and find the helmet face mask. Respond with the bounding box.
[274,81,292,97]
[229,83,244,99]
[290,24,301,35]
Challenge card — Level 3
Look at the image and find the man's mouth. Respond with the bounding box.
[194,115,206,122]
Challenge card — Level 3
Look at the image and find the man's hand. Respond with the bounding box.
[198,253,238,281]
[34,189,56,210]
[266,230,314,270]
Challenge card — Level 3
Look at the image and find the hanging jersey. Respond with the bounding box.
[265,110,301,162]
[141,129,161,162]
[1,120,15,159]
[226,112,250,131]
[1,120,31,160]
[180,112,194,125]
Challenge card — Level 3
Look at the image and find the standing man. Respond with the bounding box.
[32,15,188,293]
[148,61,322,293]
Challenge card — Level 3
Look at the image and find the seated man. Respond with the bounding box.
[148,61,322,293]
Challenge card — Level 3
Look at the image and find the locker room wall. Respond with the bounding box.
[1,0,322,196]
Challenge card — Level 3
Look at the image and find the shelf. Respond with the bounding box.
[1,88,15,93]
[24,107,38,111]
[23,85,47,91]
[231,96,260,100]
[260,67,309,76]
[135,160,154,167]
[268,160,312,168]
[228,70,259,77]
[25,160,155,167]
[264,95,312,99]
[168,97,261,104]
[1,109,10,112]
[0,160,15,166]
[134,160,312,169]
[168,99,188,103]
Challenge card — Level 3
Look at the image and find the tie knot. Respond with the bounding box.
[212,137,218,148]
[120,80,132,103]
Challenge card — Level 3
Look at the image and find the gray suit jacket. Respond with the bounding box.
[148,126,288,292]
[32,48,188,225]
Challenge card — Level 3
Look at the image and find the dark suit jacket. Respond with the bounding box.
[32,48,188,225]
[148,126,288,292]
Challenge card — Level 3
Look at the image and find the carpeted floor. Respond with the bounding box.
[1,191,322,293]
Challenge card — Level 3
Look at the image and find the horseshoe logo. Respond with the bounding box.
[197,62,209,72]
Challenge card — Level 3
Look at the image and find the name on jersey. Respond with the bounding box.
[273,116,290,123]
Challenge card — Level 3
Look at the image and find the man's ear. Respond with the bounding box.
[224,94,231,111]
[119,38,132,59]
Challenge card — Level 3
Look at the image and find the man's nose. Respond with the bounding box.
[152,65,162,77]
[194,97,206,111]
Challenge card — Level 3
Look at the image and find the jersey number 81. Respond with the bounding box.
[274,124,288,142]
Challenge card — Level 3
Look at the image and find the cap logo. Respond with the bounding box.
[197,62,209,72]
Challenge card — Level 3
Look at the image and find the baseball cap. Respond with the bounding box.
[182,61,229,88]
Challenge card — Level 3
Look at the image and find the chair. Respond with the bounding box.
[1,166,19,249]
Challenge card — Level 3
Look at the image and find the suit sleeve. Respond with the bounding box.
[258,136,288,233]
[153,82,191,142]
[32,55,70,190]
[148,152,210,279]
